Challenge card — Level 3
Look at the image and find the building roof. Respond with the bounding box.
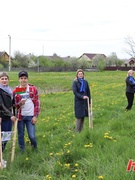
[0,51,5,57]
[79,53,106,59]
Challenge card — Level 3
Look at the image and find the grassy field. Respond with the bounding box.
[0,70,135,180]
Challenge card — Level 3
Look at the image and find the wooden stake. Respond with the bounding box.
[11,117,18,162]
[87,98,93,129]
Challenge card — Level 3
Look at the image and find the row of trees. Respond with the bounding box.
[0,35,134,71]
[0,51,125,71]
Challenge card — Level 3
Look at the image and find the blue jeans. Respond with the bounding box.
[18,116,37,151]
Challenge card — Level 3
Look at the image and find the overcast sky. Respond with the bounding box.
[0,0,135,59]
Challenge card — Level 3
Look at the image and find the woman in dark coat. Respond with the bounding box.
[0,72,15,152]
[72,69,91,132]
[125,69,135,110]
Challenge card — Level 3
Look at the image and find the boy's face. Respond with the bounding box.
[0,76,9,86]
[19,75,28,87]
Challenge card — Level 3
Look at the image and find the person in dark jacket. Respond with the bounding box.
[125,69,135,110]
[0,72,15,153]
[72,69,91,132]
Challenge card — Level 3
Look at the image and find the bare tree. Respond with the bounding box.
[124,36,135,57]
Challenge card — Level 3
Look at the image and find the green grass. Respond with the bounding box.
[1,70,135,180]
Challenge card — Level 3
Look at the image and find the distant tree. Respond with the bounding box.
[77,58,90,69]
[97,59,106,71]
[51,58,65,67]
[124,36,135,57]
[92,54,106,71]
[106,52,124,66]
[68,58,78,70]
[12,51,30,68]
[38,56,54,68]
[27,54,37,67]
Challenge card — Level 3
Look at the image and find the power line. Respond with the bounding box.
[10,37,124,42]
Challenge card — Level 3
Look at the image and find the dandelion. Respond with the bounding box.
[43,135,45,138]
[46,174,51,179]
[49,153,53,156]
[65,163,70,168]
[25,158,29,161]
[57,161,62,166]
[72,174,76,178]
[98,175,104,179]
[84,143,93,148]
[75,163,79,167]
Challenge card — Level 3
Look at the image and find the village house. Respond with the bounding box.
[78,53,106,62]
[0,51,10,62]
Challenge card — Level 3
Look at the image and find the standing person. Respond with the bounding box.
[125,69,135,111]
[0,72,15,151]
[0,72,15,167]
[72,69,91,132]
[13,71,40,152]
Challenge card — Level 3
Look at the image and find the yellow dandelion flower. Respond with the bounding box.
[75,163,79,167]
[98,175,104,179]
[89,143,93,147]
[65,163,70,168]
[58,162,62,166]
[72,174,76,178]
[108,136,113,139]
[46,175,51,179]
[25,158,29,160]
[84,144,93,148]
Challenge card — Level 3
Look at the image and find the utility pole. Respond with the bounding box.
[37,58,39,73]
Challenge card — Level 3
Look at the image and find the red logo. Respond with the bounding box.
[127,160,135,171]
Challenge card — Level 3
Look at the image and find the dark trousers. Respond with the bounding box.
[126,92,134,110]
[75,118,84,132]
[1,119,12,152]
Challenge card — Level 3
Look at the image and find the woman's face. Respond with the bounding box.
[0,76,9,86]
[129,71,134,76]
[77,71,84,79]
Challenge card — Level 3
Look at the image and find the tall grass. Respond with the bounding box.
[0,70,135,180]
